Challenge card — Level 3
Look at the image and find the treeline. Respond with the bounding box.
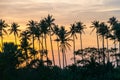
[0,15,120,80]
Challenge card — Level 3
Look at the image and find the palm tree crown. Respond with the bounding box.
[9,22,21,44]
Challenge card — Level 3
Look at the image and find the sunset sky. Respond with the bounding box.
[1,0,120,64]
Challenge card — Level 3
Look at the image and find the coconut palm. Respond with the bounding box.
[8,22,21,45]
[0,19,8,49]
[57,26,72,68]
[69,23,77,64]
[104,27,111,63]
[53,25,61,68]
[34,26,44,60]
[76,21,86,60]
[20,30,31,65]
[98,22,108,65]
[27,20,37,50]
[44,14,55,66]
[34,26,42,51]
[113,23,120,66]
[108,16,118,26]
[108,17,118,66]
[90,21,100,63]
[39,19,49,66]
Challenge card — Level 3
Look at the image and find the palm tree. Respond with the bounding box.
[34,26,44,60]
[57,26,72,68]
[44,14,55,66]
[69,23,77,64]
[76,21,86,60]
[53,25,61,68]
[90,21,100,63]
[108,17,118,26]
[20,30,31,65]
[39,19,49,66]
[0,19,8,50]
[34,26,42,51]
[27,20,37,50]
[98,22,108,65]
[113,23,120,66]
[8,22,21,45]
[104,27,111,63]
[108,17,118,66]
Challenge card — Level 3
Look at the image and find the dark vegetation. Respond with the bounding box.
[0,15,120,80]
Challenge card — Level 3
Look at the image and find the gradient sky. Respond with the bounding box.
[1,0,120,26]
[1,0,120,64]
[1,0,120,45]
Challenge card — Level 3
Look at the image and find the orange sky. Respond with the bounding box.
[1,0,120,65]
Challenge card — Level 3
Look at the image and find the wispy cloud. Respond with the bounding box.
[0,0,120,26]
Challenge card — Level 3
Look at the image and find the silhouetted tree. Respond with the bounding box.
[108,17,118,66]
[98,22,108,65]
[39,19,49,66]
[0,19,8,50]
[53,25,61,68]
[76,21,86,60]
[90,21,101,63]
[44,14,55,66]
[20,31,31,65]
[57,26,72,68]
[69,23,77,64]
[9,22,21,44]
[27,20,37,50]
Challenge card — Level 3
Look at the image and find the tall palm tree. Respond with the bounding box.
[113,23,120,66]
[8,22,21,45]
[34,26,42,52]
[27,20,37,50]
[0,19,8,50]
[98,22,108,65]
[39,19,49,66]
[44,14,55,66]
[76,21,85,60]
[90,21,100,63]
[53,25,61,68]
[104,27,111,62]
[20,30,31,65]
[57,26,72,68]
[34,26,44,60]
[69,23,77,64]
[108,17,118,66]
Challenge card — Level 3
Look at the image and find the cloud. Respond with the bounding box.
[0,0,120,26]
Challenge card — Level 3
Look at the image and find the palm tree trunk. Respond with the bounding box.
[14,33,17,45]
[73,35,76,64]
[33,35,35,49]
[38,37,41,52]
[114,40,118,67]
[33,35,36,60]
[50,34,55,66]
[102,36,105,65]
[118,41,120,66]
[25,48,29,66]
[62,49,65,68]
[38,37,41,60]
[57,41,61,68]
[64,51,67,67]
[119,41,120,54]
[41,35,44,61]
[97,34,100,63]
[80,33,83,60]
[44,34,48,66]
[1,36,3,51]
[106,38,109,62]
